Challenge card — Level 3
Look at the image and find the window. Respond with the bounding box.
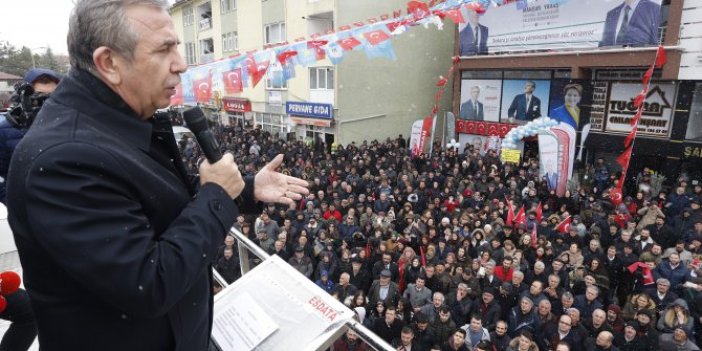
[220,0,235,13]
[199,39,214,55]
[255,113,286,138]
[264,22,286,45]
[185,42,197,65]
[687,83,702,141]
[222,32,238,53]
[309,67,334,90]
[183,7,194,26]
[266,65,288,90]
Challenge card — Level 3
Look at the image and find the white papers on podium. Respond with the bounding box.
[212,292,278,350]
[211,255,355,351]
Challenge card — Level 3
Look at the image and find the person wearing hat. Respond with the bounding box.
[315,269,335,294]
[659,327,700,351]
[288,246,314,279]
[634,309,660,348]
[613,321,643,351]
[368,269,400,308]
[348,256,372,293]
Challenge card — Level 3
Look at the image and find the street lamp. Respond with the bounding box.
[30,46,47,68]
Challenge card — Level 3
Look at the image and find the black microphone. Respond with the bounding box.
[183,107,222,163]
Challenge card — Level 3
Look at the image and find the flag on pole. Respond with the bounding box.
[506,197,515,227]
[514,205,526,226]
[555,216,572,234]
[535,202,543,223]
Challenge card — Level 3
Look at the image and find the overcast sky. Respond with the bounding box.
[0,0,176,56]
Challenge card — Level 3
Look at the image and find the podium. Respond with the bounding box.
[211,228,394,351]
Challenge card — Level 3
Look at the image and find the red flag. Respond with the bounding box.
[466,2,486,14]
[616,145,633,174]
[535,202,543,223]
[192,74,212,103]
[506,197,515,226]
[624,127,637,148]
[655,46,667,68]
[170,83,183,105]
[642,65,654,86]
[610,186,623,207]
[629,108,644,127]
[555,216,572,234]
[444,8,465,23]
[420,246,426,267]
[432,10,446,20]
[408,1,430,21]
[436,76,448,87]
[627,262,654,285]
[337,37,362,51]
[307,40,328,60]
[531,224,538,249]
[365,240,371,260]
[222,67,243,94]
[246,57,270,88]
[277,50,298,65]
[514,205,526,226]
[633,92,646,108]
[363,29,391,46]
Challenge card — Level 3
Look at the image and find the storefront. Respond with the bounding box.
[222,97,252,128]
[286,101,335,146]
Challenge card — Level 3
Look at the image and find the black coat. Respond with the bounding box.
[7,69,261,350]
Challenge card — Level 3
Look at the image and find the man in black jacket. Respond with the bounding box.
[6,1,308,350]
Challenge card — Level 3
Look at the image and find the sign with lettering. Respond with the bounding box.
[683,144,702,159]
[604,82,677,137]
[501,149,521,164]
[286,102,333,120]
[222,98,251,113]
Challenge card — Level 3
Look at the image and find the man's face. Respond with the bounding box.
[586,288,598,301]
[674,329,687,343]
[592,310,606,326]
[470,318,482,331]
[400,331,413,346]
[471,87,480,100]
[503,259,512,269]
[670,254,680,265]
[530,281,543,296]
[524,82,535,94]
[562,296,573,308]
[114,5,185,119]
[538,302,551,316]
[433,294,444,307]
[637,314,650,326]
[439,310,450,322]
[624,326,636,339]
[385,309,396,323]
[595,333,611,348]
[483,292,494,304]
[559,316,572,333]
[495,322,507,336]
[453,332,465,347]
[520,299,532,313]
[346,330,359,342]
[657,281,670,294]
[415,278,425,289]
[468,10,480,25]
[32,77,59,94]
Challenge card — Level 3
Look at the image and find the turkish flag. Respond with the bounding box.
[192,74,212,103]
[386,21,404,33]
[617,145,633,187]
[444,8,465,23]
[222,67,243,94]
[246,57,270,88]
[535,202,543,223]
[642,65,654,86]
[610,186,623,207]
[337,36,362,51]
[629,108,644,127]
[363,29,391,46]
[655,46,667,68]
[170,83,183,105]
[555,216,572,234]
[277,50,298,65]
[514,205,526,226]
[633,92,646,108]
[624,127,637,148]
[506,196,515,226]
[307,40,328,60]
[627,262,655,285]
[407,1,430,21]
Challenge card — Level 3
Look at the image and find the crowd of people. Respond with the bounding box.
[186,118,702,351]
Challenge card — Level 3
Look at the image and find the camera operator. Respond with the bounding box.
[0,68,59,351]
[0,68,61,203]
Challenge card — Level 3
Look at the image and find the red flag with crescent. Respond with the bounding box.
[222,67,243,94]
[170,83,183,105]
[363,29,391,46]
[555,216,572,234]
[408,1,430,21]
[192,74,212,103]
[337,37,362,51]
[610,186,623,207]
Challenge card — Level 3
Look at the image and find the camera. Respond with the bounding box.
[6,82,50,129]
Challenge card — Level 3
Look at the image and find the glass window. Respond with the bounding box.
[183,7,194,26]
[309,69,318,89]
[264,22,286,45]
[327,68,334,89]
[220,0,235,13]
[687,83,702,141]
[185,43,197,65]
[310,67,334,90]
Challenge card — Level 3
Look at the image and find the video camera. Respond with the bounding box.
[6,81,50,129]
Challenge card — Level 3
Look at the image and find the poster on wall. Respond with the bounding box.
[605,82,677,137]
[547,80,595,131]
[459,134,504,156]
[589,81,609,132]
[501,80,551,124]
[459,80,503,122]
[458,0,665,55]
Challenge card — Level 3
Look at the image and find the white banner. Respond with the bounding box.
[459,79,503,122]
[409,119,424,156]
[605,82,677,137]
[459,0,664,55]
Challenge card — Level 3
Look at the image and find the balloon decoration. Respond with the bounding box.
[446,138,460,149]
[500,117,559,150]
[0,271,22,313]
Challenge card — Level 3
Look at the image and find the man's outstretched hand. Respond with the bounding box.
[254,154,309,205]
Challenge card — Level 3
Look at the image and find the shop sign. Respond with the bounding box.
[286,102,333,119]
[604,82,676,137]
[222,98,251,113]
[289,117,332,128]
[683,144,702,159]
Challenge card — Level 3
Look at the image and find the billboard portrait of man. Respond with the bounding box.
[599,0,661,47]
[459,8,489,56]
[507,81,542,122]
[460,86,484,120]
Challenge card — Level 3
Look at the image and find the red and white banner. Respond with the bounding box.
[537,123,576,197]
[455,120,516,137]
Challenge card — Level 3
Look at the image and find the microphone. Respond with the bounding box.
[183,107,222,163]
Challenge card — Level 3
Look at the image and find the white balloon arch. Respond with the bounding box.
[500,117,560,150]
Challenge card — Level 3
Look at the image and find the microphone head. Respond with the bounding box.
[183,106,208,134]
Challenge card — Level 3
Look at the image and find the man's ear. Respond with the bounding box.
[93,46,122,86]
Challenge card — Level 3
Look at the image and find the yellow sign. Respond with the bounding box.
[501,149,521,164]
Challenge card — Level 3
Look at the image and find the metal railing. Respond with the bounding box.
[213,227,395,351]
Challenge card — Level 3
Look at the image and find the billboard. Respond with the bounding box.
[458,0,664,55]
[605,82,677,137]
[547,80,595,131]
[459,79,503,122]
[500,79,551,124]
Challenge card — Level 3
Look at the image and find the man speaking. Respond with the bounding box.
[6,1,308,350]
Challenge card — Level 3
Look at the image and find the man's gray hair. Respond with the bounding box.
[68,0,169,72]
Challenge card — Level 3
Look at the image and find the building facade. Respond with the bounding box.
[169,0,454,146]
[452,0,702,185]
